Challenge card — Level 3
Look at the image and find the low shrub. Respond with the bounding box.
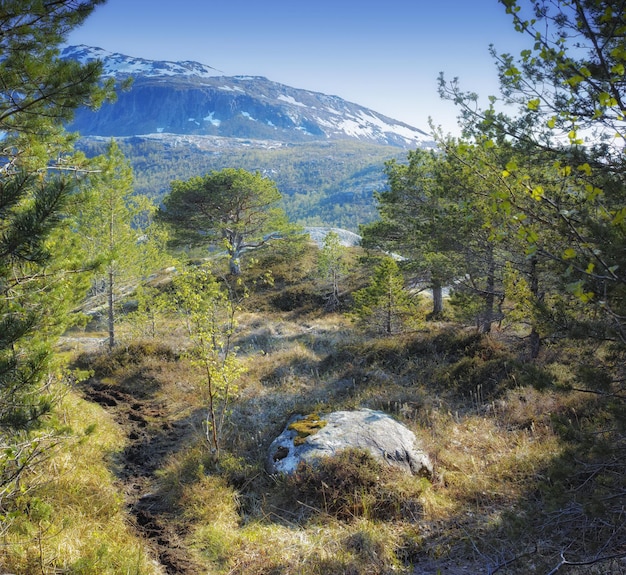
[77,341,178,377]
[270,285,325,312]
[285,448,424,521]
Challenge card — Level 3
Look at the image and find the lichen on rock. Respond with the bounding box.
[288,413,327,445]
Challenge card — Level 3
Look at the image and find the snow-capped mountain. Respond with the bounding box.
[63,45,222,78]
[62,45,434,149]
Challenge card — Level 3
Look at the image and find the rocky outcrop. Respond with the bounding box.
[267,409,433,477]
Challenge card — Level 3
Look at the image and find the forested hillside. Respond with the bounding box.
[1,2,625,575]
[77,135,406,229]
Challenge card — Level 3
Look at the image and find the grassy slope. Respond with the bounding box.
[2,243,624,574]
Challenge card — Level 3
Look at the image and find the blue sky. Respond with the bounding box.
[66,0,530,136]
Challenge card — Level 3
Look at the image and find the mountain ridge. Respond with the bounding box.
[62,45,434,149]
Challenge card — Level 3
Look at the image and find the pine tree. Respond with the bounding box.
[318,230,349,311]
[77,140,168,349]
[0,0,115,509]
[436,0,626,562]
[159,168,299,275]
[361,149,465,319]
[352,257,417,335]
[439,0,626,343]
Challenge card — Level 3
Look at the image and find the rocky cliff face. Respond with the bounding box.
[63,45,433,149]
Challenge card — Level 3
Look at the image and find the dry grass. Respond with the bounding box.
[5,255,624,574]
[0,391,163,575]
[58,314,626,574]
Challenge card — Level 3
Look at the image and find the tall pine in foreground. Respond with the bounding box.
[0,0,115,510]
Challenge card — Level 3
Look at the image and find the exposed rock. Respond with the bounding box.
[305,226,362,248]
[267,409,433,477]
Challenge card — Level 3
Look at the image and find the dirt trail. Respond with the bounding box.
[82,381,203,575]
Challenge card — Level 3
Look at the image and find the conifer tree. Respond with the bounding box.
[77,140,168,349]
[0,0,115,509]
[436,0,626,563]
[361,149,463,318]
[439,0,626,343]
[318,230,349,311]
[352,257,416,335]
[159,168,298,275]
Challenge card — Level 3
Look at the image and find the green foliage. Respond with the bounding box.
[159,168,300,275]
[448,290,487,327]
[439,0,626,346]
[351,257,418,335]
[317,231,350,311]
[76,140,170,348]
[361,149,467,318]
[171,266,246,458]
[0,0,117,513]
[0,2,114,163]
[125,284,172,340]
[79,137,405,230]
[3,2,625,571]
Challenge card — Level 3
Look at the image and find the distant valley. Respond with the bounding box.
[63,46,434,229]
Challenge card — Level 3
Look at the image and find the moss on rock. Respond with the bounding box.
[288,413,327,445]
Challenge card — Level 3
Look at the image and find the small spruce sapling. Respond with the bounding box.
[351,257,416,335]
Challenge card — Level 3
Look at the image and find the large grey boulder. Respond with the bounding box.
[267,409,433,477]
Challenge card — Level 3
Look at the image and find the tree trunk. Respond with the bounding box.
[228,233,243,275]
[432,282,444,317]
[229,255,241,276]
[482,247,496,333]
[325,269,341,311]
[386,282,393,334]
[108,268,115,349]
[529,255,541,359]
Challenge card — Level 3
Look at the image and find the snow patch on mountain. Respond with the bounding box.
[61,45,221,78]
[278,95,307,108]
[62,45,436,149]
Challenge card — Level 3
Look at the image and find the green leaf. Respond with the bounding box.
[505,160,518,172]
[612,207,626,226]
[527,98,541,110]
[599,91,618,106]
[531,185,544,201]
[566,75,584,87]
